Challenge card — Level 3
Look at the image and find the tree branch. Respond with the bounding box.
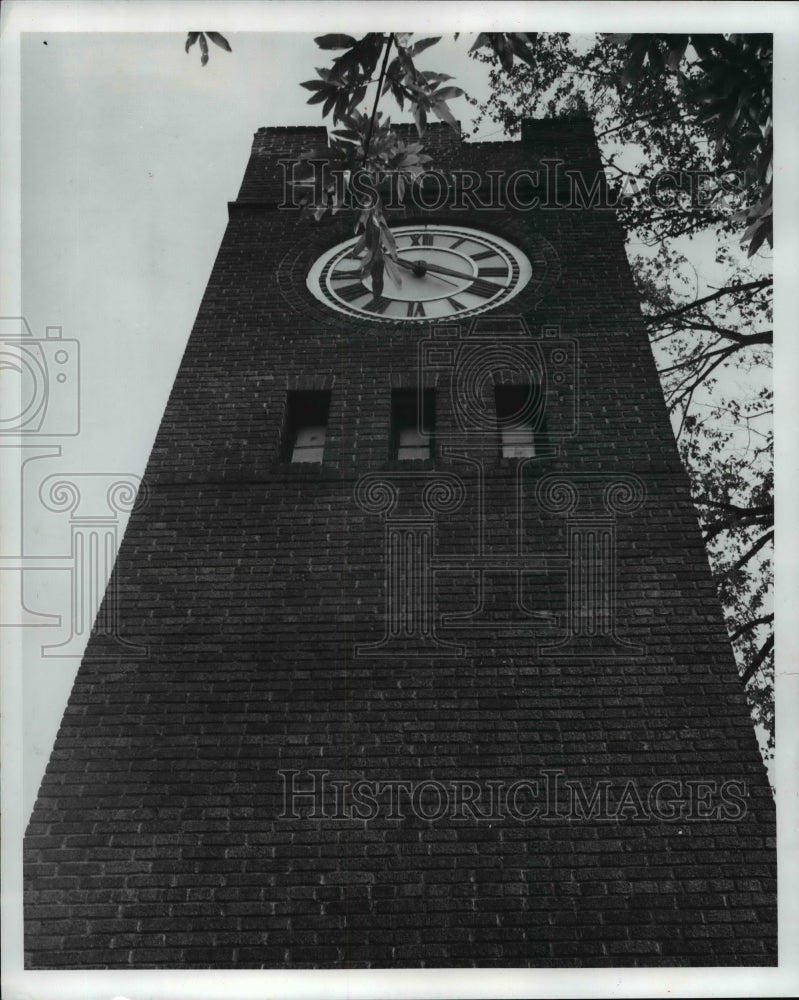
[363,34,394,164]
[675,321,773,346]
[596,110,694,139]
[699,499,773,516]
[645,278,773,325]
[658,340,737,375]
[741,633,774,686]
[716,529,773,580]
[665,346,737,412]
[730,613,774,644]
[703,508,772,543]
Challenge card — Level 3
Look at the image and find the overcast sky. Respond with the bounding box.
[3,6,799,994]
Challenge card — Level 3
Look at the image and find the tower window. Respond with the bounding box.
[495,384,542,459]
[283,390,330,463]
[391,389,434,461]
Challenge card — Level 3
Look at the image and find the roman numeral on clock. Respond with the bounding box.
[365,296,391,315]
[409,232,434,247]
[478,266,509,278]
[467,278,502,299]
[446,297,466,312]
[471,250,497,261]
[335,282,368,302]
[407,301,426,318]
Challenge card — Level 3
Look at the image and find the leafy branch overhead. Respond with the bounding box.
[301,32,471,133]
[185,31,231,66]
[609,33,772,257]
[182,31,548,282]
[468,32,539,73]
[289,107,433,291]
[291,32,539,282]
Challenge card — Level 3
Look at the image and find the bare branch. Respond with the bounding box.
[716,530,774,580]
[675,321,772,346]
[645,278,772,325]
[703,508,773,543]
[741,634,774,686]
[730,613,774,643]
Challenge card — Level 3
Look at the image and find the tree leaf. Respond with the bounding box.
[306,89,330,106]
[431,99,460,133]
[315,34,357,50]
[206,32,231,52]
[469,33,490,53]
[347,85,368,115]
[407,36,441,58]
[433,86,465,101]
[185,32,199,53]
[331,128,362,142]
[666,34,689,70]
[745,219,770,257]
[370,256,385,297]
[509,33,536,67]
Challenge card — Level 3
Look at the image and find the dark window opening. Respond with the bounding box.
[391,389,435,461]
[283,390,330,464]
[495,384,544,459]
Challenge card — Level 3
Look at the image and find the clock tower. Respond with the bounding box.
[24,118,777,968]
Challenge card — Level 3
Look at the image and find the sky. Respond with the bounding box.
[2,3,799,997]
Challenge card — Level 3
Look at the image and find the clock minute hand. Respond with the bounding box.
[397,256,502,290]
[332,260,459,291]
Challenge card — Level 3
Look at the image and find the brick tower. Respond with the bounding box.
[24,118,777,968]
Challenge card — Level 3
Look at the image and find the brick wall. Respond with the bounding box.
[23,118,776,968]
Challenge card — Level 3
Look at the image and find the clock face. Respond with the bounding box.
[306,225,533,322]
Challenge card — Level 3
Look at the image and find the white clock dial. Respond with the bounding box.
[306,225,533,322]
